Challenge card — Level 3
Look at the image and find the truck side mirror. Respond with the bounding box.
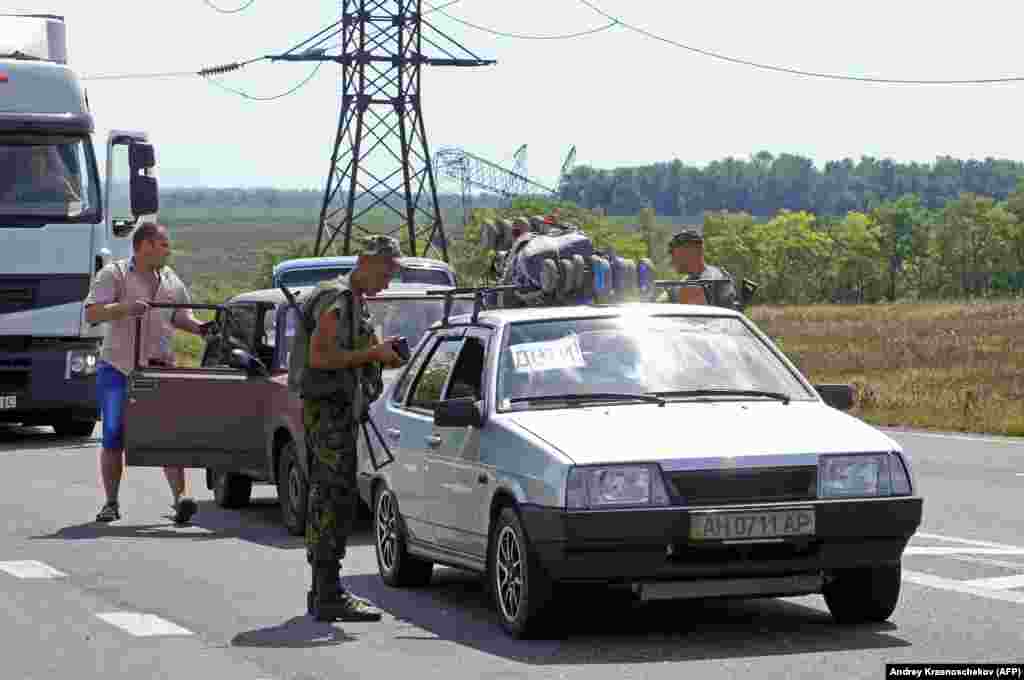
[128,142,158,217]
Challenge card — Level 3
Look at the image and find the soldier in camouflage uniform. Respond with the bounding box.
[665,228,742,310]
[301,235,406,622]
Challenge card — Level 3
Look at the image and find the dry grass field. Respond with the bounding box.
[750,301,1024,436]
[163,217,1024,437]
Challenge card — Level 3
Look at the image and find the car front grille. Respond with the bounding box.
[667,466,817,506]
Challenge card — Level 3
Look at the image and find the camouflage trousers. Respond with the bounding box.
[303,397,360,566]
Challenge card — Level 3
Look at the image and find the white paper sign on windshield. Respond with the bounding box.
[511,335,586,372]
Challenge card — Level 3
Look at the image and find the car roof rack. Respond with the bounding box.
[426,285,527,326]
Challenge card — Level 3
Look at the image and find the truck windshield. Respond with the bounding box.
[0,135,99,222]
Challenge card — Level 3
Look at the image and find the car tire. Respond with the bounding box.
[374,485,433,587]
[52,419,97,438]
[212,471,252,508]
[277,440,308,536]
[488,506,556,638]
[823,563,902,624]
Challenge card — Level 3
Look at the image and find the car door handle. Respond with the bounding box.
[425,435,442,448]
[386,428,401,440]
[478,473,489,484]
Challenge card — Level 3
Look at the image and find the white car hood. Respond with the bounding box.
[506,401,898,466]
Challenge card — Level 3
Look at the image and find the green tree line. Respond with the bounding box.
[431,184,1024,306]
[560,153,1024,218]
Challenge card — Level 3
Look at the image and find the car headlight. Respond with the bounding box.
[566,464,671,509]
[818,452,912,498]
[66,349,98,378]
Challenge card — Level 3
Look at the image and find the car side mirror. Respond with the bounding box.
[815,384,854,411]
[128,141,158,217]
[229,348,269,378]
[434,397,484,428]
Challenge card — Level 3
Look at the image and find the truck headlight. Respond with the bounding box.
[566,464,671,509]
[66,349,98,378]
[818,452,912,498]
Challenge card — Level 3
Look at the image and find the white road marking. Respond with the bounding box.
[0,560,66,579]
[95,612,194,637]
[944,554,1024,571]
[915,532,1024,551]
[961,574,1024,590]
[884,429,1024,444]
[904,547,1024,556]
[903,570,1024,605]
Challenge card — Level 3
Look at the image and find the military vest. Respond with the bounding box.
[289,278,383,412]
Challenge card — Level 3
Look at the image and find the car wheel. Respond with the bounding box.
[374,485,433,587]
[823,563,902,624]
[488,506,555,638]
[52,419,97,438]
[212,471,252,508]
[277,440,307,536]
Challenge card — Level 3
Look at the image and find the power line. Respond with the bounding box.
[82,55,267,81]
[423,0,616,39]
[202,0,256,14]
[206,61,324,101]
[577,0,1024,85]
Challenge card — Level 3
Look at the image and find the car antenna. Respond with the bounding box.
[426,285,526,326]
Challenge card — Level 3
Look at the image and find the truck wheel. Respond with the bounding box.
[824,563,902,624]
[374,485,432,587]
[488,507,556,638]
[212,471,252,509]
[52,419,97,438]
[277,441,307,536]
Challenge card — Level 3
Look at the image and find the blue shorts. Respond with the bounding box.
[97,361,127,450]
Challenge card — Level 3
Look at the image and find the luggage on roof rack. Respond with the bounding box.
[486,223,658,308]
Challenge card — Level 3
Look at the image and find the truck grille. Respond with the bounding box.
[667,466,817,506]
[0,285,35,313]
[0,287,33,304]
[0,372,29,392]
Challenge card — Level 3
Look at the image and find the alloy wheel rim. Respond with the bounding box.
[496,526,523,622]
[377,492,397,572]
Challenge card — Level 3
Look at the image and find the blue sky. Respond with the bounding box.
[16,1,1024,190]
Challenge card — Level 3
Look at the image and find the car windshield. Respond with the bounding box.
[496,315,814,408]
[278,266,452,288]
[0,135,99,222]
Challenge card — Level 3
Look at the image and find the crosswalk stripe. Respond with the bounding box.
[0,560,66,579]
[95,612,194,637]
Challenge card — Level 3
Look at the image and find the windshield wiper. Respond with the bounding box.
[0,51,42,61]
[510,393,666,407]
[649,389,792,405]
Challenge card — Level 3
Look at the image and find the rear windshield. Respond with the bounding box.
[278,265,453,288]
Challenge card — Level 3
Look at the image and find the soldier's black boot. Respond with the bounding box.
[308,561,382,622]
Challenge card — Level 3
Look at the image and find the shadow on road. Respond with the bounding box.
[231,616,356,648]
[0,424,97,453]
[30,499,376,550]
[340,569,910,664]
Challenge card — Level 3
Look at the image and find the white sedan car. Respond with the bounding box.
[356,300,923,637]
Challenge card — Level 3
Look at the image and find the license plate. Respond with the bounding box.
[0,394,15,410]
[689,508,815,541]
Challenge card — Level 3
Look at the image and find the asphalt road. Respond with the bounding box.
[0,422,1021,680]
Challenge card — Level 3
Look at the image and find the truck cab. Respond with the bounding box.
[0,14,158,435]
